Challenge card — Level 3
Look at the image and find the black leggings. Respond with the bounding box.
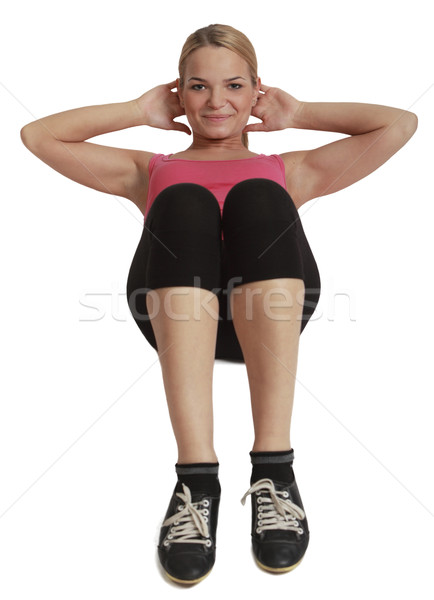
[126,179,321,363]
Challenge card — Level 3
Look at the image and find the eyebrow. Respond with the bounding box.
[187,76,247,83]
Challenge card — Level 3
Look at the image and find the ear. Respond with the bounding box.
[176,78,184,107]
[256,76,262,92]
[253,76,261,104]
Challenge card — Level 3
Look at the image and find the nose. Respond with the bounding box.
[207,87,227,110]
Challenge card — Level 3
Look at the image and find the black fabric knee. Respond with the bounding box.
[222,178,304,283]
[145,183,222,291]
[221,178,321,338]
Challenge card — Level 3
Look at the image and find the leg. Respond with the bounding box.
[129,183,223,463]
[222,179,312,452]
[146,286,220,463]
[129,184,224,585]
[223,180,317,575]
[230,277,304,451]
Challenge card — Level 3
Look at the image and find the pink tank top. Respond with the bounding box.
[144,153,288,240]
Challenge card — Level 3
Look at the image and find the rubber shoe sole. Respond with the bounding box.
[255,555,304,574]
[164,567,213,585]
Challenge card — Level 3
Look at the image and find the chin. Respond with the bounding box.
[199,128,231,139]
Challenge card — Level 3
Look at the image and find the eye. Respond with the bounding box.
[229,83,242,89]
[191,84,205,90]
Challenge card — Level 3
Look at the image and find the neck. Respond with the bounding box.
[186,133,247,153]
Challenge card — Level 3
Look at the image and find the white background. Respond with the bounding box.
[1,0,433,597]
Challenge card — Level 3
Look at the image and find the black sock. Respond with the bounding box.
[250,449,295,485]
[175,462,221,496]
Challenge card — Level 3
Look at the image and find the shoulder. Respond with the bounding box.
[124,151,161,214]
[129,150,166,189]
[134,151,164,174]
[278,150,311,209]
[279,151,308,171]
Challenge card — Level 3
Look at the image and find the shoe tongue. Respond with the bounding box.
[175,481,214,498]
[250,478,291,491]
[269,479,292,491]
[176,477,220,496]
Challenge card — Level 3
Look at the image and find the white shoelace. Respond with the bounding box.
[240,478,305,534]
[162,483,212,547]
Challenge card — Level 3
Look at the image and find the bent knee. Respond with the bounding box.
[148,183,221,229]
[222,178,298,228]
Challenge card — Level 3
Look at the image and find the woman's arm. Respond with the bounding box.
[284,101,417,206]
[21,99,144,143]
[291,100,416,136]
[245,85,418,208]
[19,81,189,209]
[20,99,154,208]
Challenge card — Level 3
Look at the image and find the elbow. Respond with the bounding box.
[20,125,28,145]
[402,111,418,139]
[20,123,49,150]
[20,124,36,148]
[389,111,418,149]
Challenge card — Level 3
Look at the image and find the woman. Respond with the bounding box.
[20,24,417,585]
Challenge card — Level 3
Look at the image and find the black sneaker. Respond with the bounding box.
[241,477,309,573]
[158,482,221,584]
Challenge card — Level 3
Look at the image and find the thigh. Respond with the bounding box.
[126,222,156,350]
[296,221,321,334]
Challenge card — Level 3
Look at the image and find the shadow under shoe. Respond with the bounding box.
[158,482,221,585]
[241,477,309,573]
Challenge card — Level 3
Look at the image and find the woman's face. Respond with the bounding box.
[178,45,260,143]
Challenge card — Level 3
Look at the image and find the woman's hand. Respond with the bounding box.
[243,84,303,133]
[134,80,191,135]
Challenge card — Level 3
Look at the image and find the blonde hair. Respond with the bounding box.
[178,24,258,149]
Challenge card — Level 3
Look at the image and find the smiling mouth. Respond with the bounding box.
[203,115,232,121]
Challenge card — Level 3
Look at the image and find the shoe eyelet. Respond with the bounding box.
[203,516,208,523]
[206,540,212,548]
[282,491,289,498]
[255,491,261,496]
[164,540,170,547]
[298,528,304,535]
[258,520,263,526]
[203,500,209,507]
[256,528,262,534]
[257,498,262,504]
[202,509,209,516]
[293,521,299,527]
[168,534,173,539]
[174,521,179,526]
[178,505,184,511]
